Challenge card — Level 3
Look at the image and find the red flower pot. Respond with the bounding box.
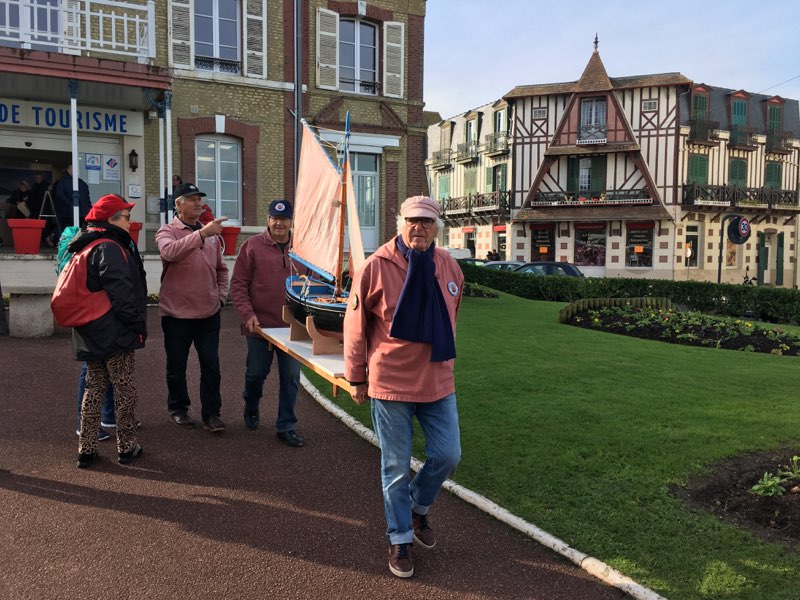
[7,218,46,254]
[220,226,241,256]
[129,221,143,244]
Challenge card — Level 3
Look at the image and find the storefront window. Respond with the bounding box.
[574,226,606,266]
[625,223,654,267]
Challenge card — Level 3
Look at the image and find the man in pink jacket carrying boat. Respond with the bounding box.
[344,195,464,579]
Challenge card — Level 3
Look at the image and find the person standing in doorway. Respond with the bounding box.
[54,165,91,231]
[156,182,230,433]
[230,199,305,446]
[344,195,464,578]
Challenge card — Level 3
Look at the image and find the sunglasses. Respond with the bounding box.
[404,217,435,229]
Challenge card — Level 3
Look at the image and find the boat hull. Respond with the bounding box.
[285,275,348,338]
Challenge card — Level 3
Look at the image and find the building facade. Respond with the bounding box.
[426,44,800,286]
[0,0,427,253]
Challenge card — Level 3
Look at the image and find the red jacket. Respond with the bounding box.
[230,229,296,335]
[343,238,464,403]
[156,217,229,319]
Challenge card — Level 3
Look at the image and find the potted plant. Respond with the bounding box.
[7,218,46,254]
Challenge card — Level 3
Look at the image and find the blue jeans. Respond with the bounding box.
[370,394,461,545]
[242,336,301,432]
[75,361,115,429]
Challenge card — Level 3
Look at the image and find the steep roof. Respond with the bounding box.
[505,72,691,99]
[575,50,613,92]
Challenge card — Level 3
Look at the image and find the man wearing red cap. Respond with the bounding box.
[344,195,464,578]
[67,194,148,468]
[156,182,230,432]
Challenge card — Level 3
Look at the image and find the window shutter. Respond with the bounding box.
[383,21,404,98]
[591,156,606,195]
[465,168,476,195]
[438,174,450,201]
[499,163,507,192]
[757,232,767,285]
[485,167,493,192]
[767,105,782,131]
[765,162,782,190]
[567,157,578,194]
[776,232,785,286]
[244,0,267,78]
[316,8,338,90]
[732,100,747,127]
[688,154,708,185]
[170,0,193,69]
[729,158,747,187]
[692,94,707,121]
[61,0,81,55]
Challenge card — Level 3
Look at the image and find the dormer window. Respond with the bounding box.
[767,104,782,131]
[465,119,476,144]
[731,98,747,127]
[493,108,507,133]
[692,92,708,122]
[579,97,606,144]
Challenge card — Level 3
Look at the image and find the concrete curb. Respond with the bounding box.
[300,373,668,600]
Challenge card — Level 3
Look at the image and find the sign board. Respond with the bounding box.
[0,99,144,136]
[727,216,751,245]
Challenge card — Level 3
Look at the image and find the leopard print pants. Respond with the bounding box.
[78,351,138,455]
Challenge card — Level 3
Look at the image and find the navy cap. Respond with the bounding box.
[175,182,206,198]
[268,199,293,218]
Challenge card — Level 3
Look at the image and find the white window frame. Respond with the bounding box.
[578,157,591,191]
[493,108,507,133]
[195,135,242,225]
[339,18,378,95]
[642,99,658,112]
[194,0,241,74]
[532,108,547,120]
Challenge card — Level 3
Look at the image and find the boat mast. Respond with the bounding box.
[334,112,351,297]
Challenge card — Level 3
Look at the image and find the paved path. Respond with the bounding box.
[0,307,625,599]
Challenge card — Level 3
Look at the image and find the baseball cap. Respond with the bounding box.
[175,182,207,198]
[268,199,293,219]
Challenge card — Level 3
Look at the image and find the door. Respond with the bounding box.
[350,152,379,252]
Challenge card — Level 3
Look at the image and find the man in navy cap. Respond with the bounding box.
[230,200,305,446]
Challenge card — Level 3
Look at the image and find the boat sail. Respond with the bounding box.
[285,115,365,337]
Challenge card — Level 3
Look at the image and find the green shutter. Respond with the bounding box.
[692,94,707,120]
[567,157,578,194]
[732,99,747,127]
[438,174,450,200]
[768,105,782,131]
[757,232,767,285]
[498,163,507,192]
[776,232,785,286]
[486,167,494,192]
[464,168,477,195]
[688,154,708,185]
[729,158,747,188]
[765,161,782,190]
[591,155,606,195]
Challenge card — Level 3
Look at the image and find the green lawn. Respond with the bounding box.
[304,292,800,599]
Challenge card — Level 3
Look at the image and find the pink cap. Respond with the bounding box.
[400,195,441,220]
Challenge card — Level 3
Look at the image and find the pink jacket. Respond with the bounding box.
[156,217,230,319]
[230,229,294,335]
[343,238,464,403]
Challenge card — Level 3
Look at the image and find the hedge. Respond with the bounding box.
[457,262,800,324]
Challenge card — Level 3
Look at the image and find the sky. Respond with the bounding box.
[423,0,800,120]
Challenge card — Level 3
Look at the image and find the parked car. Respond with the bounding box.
[457,258,487,266]
[513,261,585,277]
[442,247,472,260]
[484,260,525,271]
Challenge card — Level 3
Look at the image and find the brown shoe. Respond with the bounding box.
[388,543,413,578]
[203,415,226,433]
[412,511,436,549]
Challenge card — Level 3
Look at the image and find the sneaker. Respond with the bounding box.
[118,443,143,465]
[77,451,98,469]
[101,419,143,429]
[388,543,414,578]
[75,429,112,442]
[412,511,436,549]
[203,415,226,433]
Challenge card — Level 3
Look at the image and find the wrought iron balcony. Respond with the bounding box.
[455,142,478,163]
[0,0,156,61]
[682,183,799,209]
[577,124,607,145]
[440,191,511,219]
[766,130,793,155]
[195,56,242,75]
[728,125,758,151]
[430,148,452,170]
[530,189,652,206]
[688,119,720,145]
[484,132,509,156]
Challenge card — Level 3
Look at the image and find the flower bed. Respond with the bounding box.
[566,305,800,356]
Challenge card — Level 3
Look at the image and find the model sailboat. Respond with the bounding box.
[285,114,365,337]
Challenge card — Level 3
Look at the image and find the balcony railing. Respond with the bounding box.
[577,124,607,145]
[195,56,242,75]
[728,125,758,150]
[430,148,452,170]
[766,130,793,155]
[455,142,478,163]
[484,131,509,155]
[688,119,720,145]
[682,183,799,209]
[0,0,155,61]
[530,189,653,206]
[440,191,511,217]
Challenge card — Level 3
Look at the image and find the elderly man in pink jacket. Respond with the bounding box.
[344,195,464,579]
[156,182,230,433]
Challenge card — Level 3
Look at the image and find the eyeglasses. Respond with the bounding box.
[118,213,131,221]
[404,217,435,229]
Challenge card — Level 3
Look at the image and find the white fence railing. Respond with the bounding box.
[0,0,155,62]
